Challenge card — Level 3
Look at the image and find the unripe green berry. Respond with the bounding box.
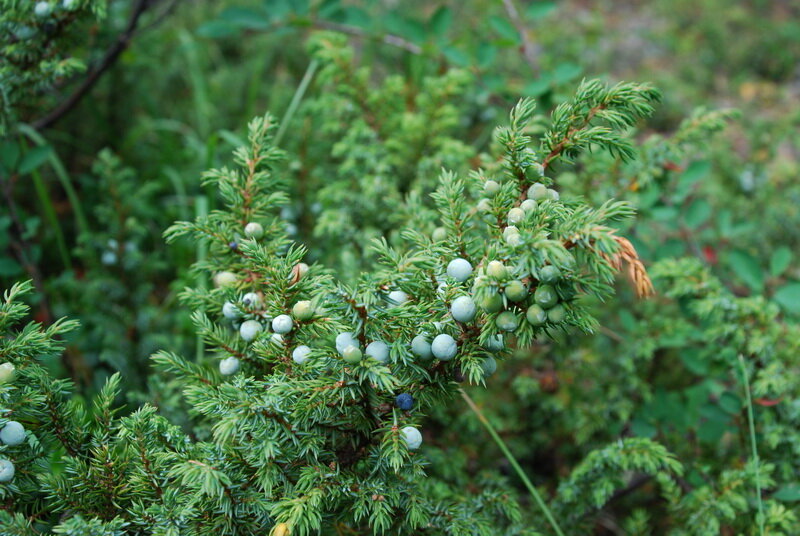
[292,262,309,280]
[502,226,519,240]
[479,292,504,313]
[401,426,422,450]
[527,182,547,200]
[504,280,528,302]
[239,320,262,341]
[0,421,25,446]
[0,363,15,384]
[0,459,14,482]
[213,271,237,288]
[34,1,52,17]
[507,208,525,225]
[292,300,314,321]
[272,315,293,334]
[431,334,457,360]
[496,311,520,332]
[547,303,567,323]
[477,198,492,212]
[219,356,240,375]
[521,199,538,212]
[481,356,498,378]
[366,341,390,363]
[486,260,508,279]
[483,334,504,352]
[446,258,473,282]
[411,335,433,360]
[451,296,477,323]
[336,332,358,355]
[539,265,561,283]
[484,180,500,196]
[432,227,447,242]
[505,232,522,247]
[534,284,558,309]
[292,345,312,365]
[242,292,262,308]
[244,222,264,239]
[342,345,363,364]
[545,188,560,201]
[526,304,547,326]
[525,163,545,179]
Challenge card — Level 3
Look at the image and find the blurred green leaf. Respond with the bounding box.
[551,62,582,84]
[19,145,52,175]
[442,46,470,67]
[718,392,741,415]
[196,21,239,38]
[684,199,711,228]
[774,283,800,314]
[769,246,792,277]
[489,16,520,43]
[476,42,497,68]
[773,484,800,502]
[429,6,452,38]
[0,140,20,173]
[526,1,557,19]
[219,7,272,29]
[727,249,763,292]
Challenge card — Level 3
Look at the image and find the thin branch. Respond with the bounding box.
[32,0,171,130]
[311,20,422,55]
[501,0,539,73]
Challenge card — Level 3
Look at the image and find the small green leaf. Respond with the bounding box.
[773,484,800,502]
[774,283,800,314]
[442,46,470,67]
[196,21,239,38]
[19,145,53,175]
[429,6,452,37]
[769,247,792,277]
[489,16,520,43]
[551,63,582,84]
[526,1,557,19]
[727,249,763,292]
[476,42,496,68]
[718,392,742,415]
[684,199,711,229]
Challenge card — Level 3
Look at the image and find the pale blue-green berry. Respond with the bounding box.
[481,356,498,377]
[411,335,433,360]
[484,180,500,196]
[521,199,538,212]
[504,280,528,302]
[496,311,520,332]
[477,198,492,212]
[366,341,390,363]
[342,345,363,364]
[401,426,422,450]
[450,296,477,323]
[214,271,237,288]
[292,300,314,321]
[241,292,261,308]
[62,0,78,10]
[547,303,567,323]
[486,260,507,279]
[239,320,262,341]
[526,304,547,326]
[545,188,560,201]
[431,334,457,360]
[526,162,545,178]
[34,1,52,17]
[292,345,312,365]
[222,301,240,319]
[0,363,15,384]
[336,332,358,355]
[0,421,25,446]
[479,292,504,313]
[484,334,504,352]
[447,258,473,282]
[244,222,264,239]
[101,250,117,265]
[219,356,240,375]
[503,226,519,240]
[527,182,548,200]
[507,208,525,225]
[505,232,522,247]
[270,333,284,345]
[539,265,561,283]
[388,290,408,307]
[0,459,14,482]
[272,315,293,334]
[432,227,447,242]
[534,284,558,309]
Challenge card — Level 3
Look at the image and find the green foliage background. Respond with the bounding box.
[1,0,799,533]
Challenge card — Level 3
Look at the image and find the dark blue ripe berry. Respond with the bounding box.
[395,393,414,410]
[228,241,239,250]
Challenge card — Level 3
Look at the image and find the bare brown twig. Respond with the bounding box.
[502,0,539,73]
